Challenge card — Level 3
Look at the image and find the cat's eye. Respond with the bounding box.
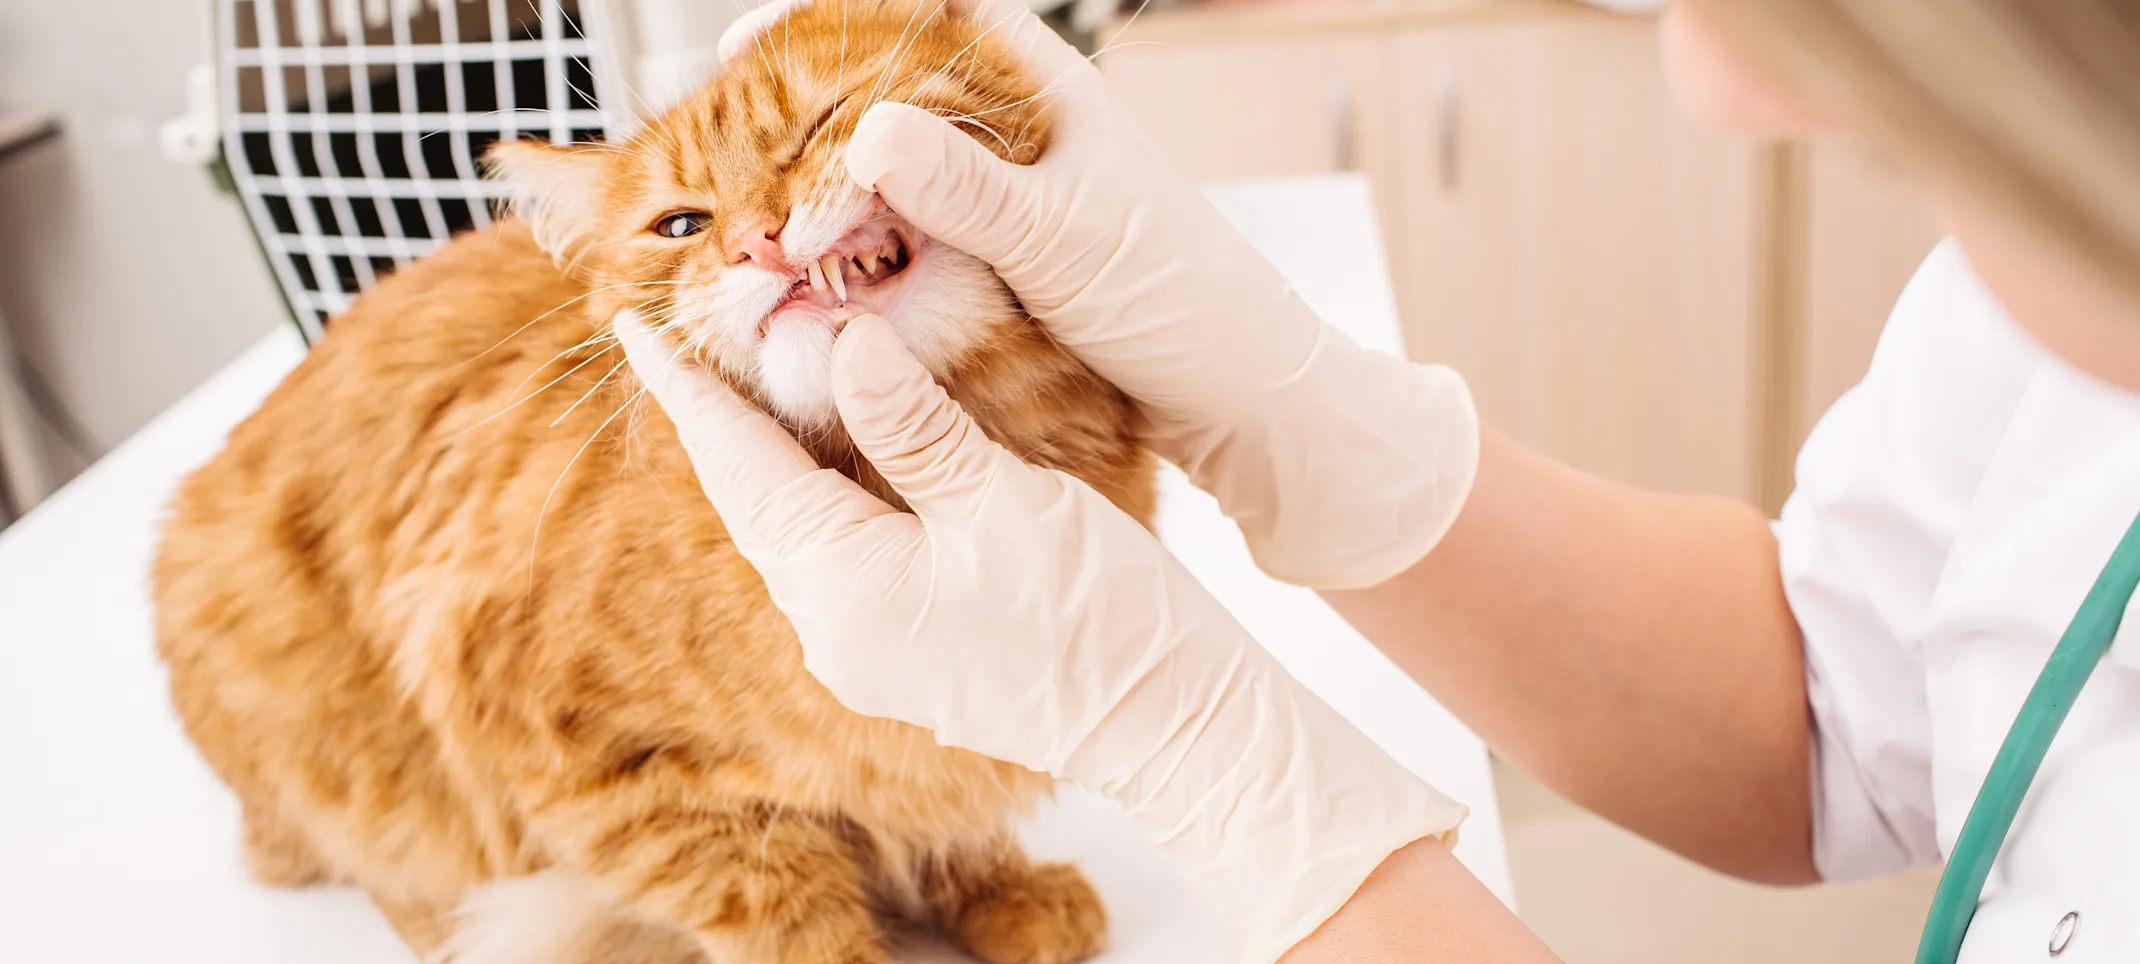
[654,212,711,239]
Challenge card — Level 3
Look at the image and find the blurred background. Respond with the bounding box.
[0,0,1941,958]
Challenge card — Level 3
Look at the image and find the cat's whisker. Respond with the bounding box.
[782,7,797,91]
[588,63,660,132]
[964,4,1172,122]
[629,297,698,333]
[748,15,786,94]
[927,110,1015,156]
[926,63,1081,125]
[936,92,1062,161]
[1082,38,1169,65]
[450,345,616,442]
[463,106,591,118]
[554,144,657,165]
[526,383,650,602]
[1092,0,1162,64]
[627,326,709,432]
[458,281,692,369]
[548,357,634,428]
[613,53,696,176]
[549,6,669,137]
[903,1,1029,113]
[864,0,1100,147]
[498,319,639,392]
[456,296,691,441]
[838,2,851,101]
[541,102,650,162]
[861,0,951,122]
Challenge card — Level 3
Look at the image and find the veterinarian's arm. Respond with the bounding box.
[1284,839,1562,964]
[1324,433,1813,885]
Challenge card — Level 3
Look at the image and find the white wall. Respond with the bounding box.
[0,0,287,490]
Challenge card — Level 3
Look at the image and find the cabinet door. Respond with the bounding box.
[1387,16,1769,501]
[1100,36,1390,182]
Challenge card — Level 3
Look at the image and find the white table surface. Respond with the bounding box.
[0,173,1506,962]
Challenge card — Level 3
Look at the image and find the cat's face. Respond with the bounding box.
[487,0,1049,431]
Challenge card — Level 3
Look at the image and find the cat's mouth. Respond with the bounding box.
[758,214,918,335]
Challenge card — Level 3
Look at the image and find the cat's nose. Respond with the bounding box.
[726,216,787,271]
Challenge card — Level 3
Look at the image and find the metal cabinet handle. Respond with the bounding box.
[1330,78,1355,171]
[1436,67,1459,192]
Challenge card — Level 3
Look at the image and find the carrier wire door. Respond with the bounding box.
[217,0,621,342]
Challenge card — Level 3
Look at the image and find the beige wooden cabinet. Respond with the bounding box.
[1382,16,1767,499]
[1103,0,1941,509]
[1103,35,1389,180]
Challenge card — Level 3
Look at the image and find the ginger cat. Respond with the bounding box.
[154,2,1150,961]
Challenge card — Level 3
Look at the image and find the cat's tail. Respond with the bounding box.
[435,870,705,964]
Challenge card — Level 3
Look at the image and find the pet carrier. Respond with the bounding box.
[172,0,747,342]
[170,0,1115,342]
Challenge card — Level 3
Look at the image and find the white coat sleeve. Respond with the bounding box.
[1775,240,2040,881]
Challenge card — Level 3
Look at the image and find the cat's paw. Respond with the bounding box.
[944,862,1107,964]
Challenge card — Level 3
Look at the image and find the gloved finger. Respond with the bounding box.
[845,102,1040,269]
[830,314,1019,522]
[717,0,813,67]
[615,310,895,558]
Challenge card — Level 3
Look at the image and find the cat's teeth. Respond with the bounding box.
[808,259,828,293]
[860,252,879,275]
[822,255,847,302]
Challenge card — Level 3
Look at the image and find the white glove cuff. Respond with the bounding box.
[1061,618,1468,964]
[1179,323,1482,590]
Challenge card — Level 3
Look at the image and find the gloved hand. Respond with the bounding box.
[716,0,1480,589]
[618,310,1467,964]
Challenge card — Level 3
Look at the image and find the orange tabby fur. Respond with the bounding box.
[154,3,1149,962]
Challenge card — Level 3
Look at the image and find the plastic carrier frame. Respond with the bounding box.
[216,0,614,342]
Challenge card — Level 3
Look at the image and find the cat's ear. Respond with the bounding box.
[483,140,610,264]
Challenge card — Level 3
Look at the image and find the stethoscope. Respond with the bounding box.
[1913,509,2140,963]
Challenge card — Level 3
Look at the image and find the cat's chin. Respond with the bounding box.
[755,316,840,430]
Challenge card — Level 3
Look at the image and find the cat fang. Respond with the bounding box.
[759,221,915,337]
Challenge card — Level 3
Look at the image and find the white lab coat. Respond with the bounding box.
[1779,240,2140,961]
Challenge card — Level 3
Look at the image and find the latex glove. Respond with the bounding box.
[717,0,1480,589]
[617,310,1467,964]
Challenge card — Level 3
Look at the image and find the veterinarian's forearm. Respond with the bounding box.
[1279,838,1562,964]
[1323,430,1815,885]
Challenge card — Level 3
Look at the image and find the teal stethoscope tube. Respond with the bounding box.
[1914,508,2140,963]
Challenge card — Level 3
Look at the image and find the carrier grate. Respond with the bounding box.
[217,0,610,341]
